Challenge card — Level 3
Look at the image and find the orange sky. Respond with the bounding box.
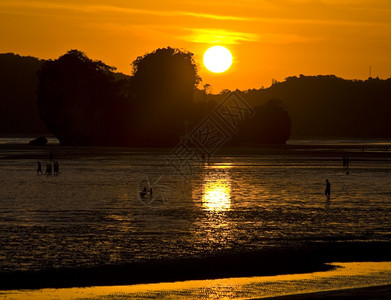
[1,0,391,92]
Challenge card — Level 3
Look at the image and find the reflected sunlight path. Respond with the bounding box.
[202,165,232,211]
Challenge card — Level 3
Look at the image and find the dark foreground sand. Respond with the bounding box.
[3,242,391,290]
[260,284,391,300]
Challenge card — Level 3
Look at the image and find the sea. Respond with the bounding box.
[1,138,391,298]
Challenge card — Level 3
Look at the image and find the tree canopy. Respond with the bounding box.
[36,48,203,146]
[37,50,129,145]
[130,47,202,146]
[0,53,48,134]
[132,47,200,100]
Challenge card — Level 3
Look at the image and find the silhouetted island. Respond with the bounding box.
[35,48,292,146]
[0,53,48,135]
[2,51,391,145]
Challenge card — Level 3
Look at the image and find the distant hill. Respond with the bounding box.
[0,53,49,135]
[202,75,391,139]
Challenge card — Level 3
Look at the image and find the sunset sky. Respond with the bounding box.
[1,0,391,92]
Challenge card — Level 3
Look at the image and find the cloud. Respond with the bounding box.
[0,1,251,21]
[182,11,251,21]
[2,1,389,28]
[182,28,258,44]
[180,27,314,46]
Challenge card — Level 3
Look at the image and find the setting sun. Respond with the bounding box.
[203,46,232,73]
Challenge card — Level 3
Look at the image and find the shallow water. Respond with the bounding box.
[1,147,391,272]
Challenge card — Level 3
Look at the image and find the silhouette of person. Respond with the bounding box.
[53,161,59,175]
[45,163,52,175]
[325,179,331,200]
[37,161,43,175]
[140,187,147,198]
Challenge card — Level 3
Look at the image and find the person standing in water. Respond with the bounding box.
[140,187,147,198]
[45,163,52,175]
[37,161,43,175]
[53,161,59,175]
[325,179,331,200]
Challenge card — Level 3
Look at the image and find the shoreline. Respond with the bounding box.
[1,241,391,290]
[0,247,332,290]
[2,143,391,160]
[2,263,391,299]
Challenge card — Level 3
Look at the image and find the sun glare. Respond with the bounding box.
[203,46,232,73]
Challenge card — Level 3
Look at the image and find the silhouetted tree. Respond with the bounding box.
[36,48,203,146]
[131,47,201,145]
[132,47,200,102]
[0,53,48,134]
[37,50,131,145]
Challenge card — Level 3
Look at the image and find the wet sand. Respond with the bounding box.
[260,284,391,299]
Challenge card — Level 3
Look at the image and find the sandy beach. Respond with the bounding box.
[2,261,391,299]
[260,284,391,299]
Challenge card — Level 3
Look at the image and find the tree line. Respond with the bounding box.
[35,48,291,146]
[4,49,390,144]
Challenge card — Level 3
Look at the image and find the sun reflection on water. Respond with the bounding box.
[202,164,232,211]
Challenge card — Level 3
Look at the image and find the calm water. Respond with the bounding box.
[1,146,391,272]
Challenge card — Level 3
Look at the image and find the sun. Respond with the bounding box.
[203,46,232,73]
